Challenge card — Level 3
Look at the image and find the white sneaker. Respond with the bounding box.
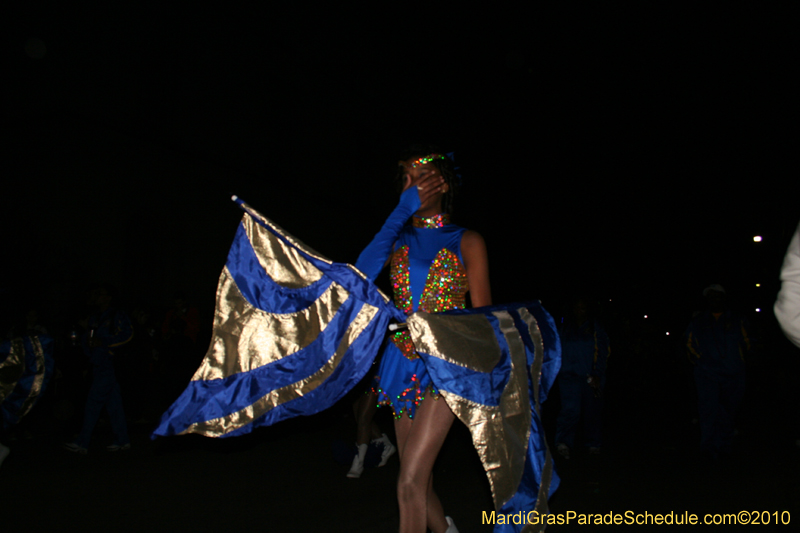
[445,516,459,533]
[346,454,364,478]
[63,442,88,455]
[376,435,396,467]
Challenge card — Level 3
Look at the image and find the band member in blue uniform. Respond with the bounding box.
[685,285,750,461]
[555,298,610,459]
[65,286,133,453]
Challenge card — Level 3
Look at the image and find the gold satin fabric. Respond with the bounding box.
[518,307,556,531]
[193,266,351,382]
[243,197,389,303]
[0,338,25,404]
[181,301,379,437]
[242,208,324,289]
[407,309,535,510]
[193,206,362,382]
[407,312,501,372]
[238,200,331,266]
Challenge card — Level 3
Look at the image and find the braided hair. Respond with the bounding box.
[395,144,460,215]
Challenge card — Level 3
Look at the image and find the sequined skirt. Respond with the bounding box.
[372,341,439,419]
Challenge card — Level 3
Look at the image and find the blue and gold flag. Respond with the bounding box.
[1,335,55,430]
[152,198,404,438]
[409,303,560,533]
[152,198,560,531]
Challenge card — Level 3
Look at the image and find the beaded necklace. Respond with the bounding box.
[411,213,450,229]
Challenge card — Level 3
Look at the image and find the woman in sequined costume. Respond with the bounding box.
[361,146,491,533]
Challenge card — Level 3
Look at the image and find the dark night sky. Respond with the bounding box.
[3,5,797,331]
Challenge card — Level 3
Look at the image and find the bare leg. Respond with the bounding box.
[0,441,9,469]
[348,391,383,478]
[354,391,380,445]
[394,396,455,533]
[370,421,382,441]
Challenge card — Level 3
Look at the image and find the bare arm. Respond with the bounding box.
[461,230,492,308]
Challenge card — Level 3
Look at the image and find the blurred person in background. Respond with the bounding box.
[555,297,610,459]
[64,285,133,454]
[161,290,201,401]
[684,284,751,462]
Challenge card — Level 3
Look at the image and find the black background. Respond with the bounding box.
[3,4,796,331]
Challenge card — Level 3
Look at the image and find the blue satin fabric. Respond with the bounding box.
[152,202,403,439]
[355,186,421,282]
[372,341,437,418]
[500,303,561,532]
[1,335,55,430]
[419,311,511,406]
[227,223,334,314]
[417,302,561,532]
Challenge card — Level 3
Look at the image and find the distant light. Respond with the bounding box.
[609,299,612,302]
[753,236,762,242]
[755,308,761,312]
[755,283,761,287]
[644,315,648,318]
[666,332,670,336]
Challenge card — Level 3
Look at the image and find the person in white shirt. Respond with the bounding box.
[775,220,800,349]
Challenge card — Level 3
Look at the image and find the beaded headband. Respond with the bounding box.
[409,154,448,168]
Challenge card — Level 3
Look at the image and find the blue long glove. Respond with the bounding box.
[354,186,420,281]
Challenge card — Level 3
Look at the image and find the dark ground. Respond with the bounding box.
[3,334,799,533]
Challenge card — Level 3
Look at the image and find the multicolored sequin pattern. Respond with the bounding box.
[390,329,418,360]
[372,376,441,420]
[390,245,413,315]
[389,244,468,359]
[418,249,469,314]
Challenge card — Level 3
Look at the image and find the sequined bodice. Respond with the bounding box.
[389,215,468,359]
